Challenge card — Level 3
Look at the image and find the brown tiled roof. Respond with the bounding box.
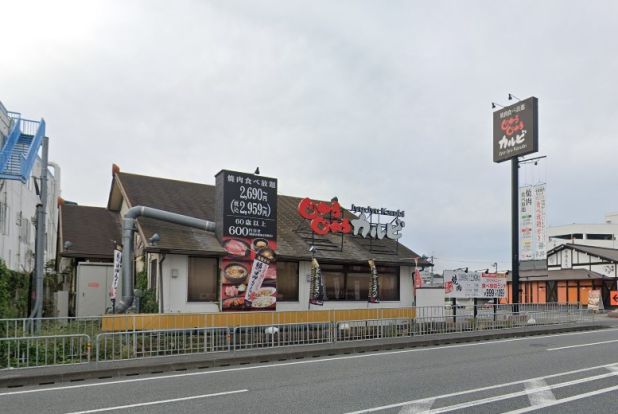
[116,172,427,266]
[510,268,613,281]
[60,205,121,259]
[553,243,618,263]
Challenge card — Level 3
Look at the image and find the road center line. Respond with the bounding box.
[547,339,618,351]
[1,328,617,397]
[63,389,248,414]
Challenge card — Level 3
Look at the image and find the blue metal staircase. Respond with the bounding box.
[0,112,46,183]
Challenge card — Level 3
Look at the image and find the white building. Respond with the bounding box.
[0,102,61,272]
[548,212,618,251]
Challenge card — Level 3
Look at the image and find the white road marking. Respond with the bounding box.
[423,371,616,414]
[63,389,248,413]
[343,365,618,414]
[503,384,618,414]
[397,398,434,414]
[524,378,555,407]
[547,339,618,351]
[1,328,617,397]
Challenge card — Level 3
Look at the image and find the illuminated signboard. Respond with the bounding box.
[493,96,538,163]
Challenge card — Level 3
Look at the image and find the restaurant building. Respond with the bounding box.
[58,166,429,315]
[503,243,618,307]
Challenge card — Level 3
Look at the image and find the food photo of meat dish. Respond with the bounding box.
[223,238,250,257]
[222,296,245,309]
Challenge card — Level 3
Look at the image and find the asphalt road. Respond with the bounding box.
[2,327,618,413]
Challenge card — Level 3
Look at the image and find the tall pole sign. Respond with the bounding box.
[493,96,539,309]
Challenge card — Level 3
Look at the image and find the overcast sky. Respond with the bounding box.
[2,0,617,272]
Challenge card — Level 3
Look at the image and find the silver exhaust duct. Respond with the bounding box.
[114,206,216,313]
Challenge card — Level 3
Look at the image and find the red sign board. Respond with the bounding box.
[610,291,618,307]
[297,197,352,235]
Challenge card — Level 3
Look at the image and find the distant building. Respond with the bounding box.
[0,101,61,272]
[505,211,618,307]
[548,212,618,250]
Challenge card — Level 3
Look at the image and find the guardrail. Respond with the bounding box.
[95,327,230,362]
[0,304,596,369]
[0,316,102,339]
[0,334,90,369]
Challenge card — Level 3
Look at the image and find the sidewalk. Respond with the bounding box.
[2,316,616,389]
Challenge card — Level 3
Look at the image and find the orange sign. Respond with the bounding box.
[610,291,618,307]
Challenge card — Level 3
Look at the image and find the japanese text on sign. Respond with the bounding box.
[220,171,278,240]
[444,271,506,298]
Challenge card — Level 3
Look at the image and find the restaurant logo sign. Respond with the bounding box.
[493,96,538,163]
[297,197,351,235]
[297,198,404,240]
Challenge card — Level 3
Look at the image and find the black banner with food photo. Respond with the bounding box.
[216,170,278,312]
[368,259,380,303]
[220,238,277,311]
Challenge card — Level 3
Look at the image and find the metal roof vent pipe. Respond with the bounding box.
[113,206,216,313]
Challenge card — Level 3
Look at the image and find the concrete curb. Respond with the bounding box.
[0,322,609,389]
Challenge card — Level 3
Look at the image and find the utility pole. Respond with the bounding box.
[511,158,519,313]
[29,137,49,332]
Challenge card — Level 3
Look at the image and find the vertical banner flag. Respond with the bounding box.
[368,259,380,303]
[413,258,423,289]
[534,184,547,260]
[519,183,547,261]
[110,249,122,300]
[244,251,274,307]
[309,258,325,306]
[520,186,534,260]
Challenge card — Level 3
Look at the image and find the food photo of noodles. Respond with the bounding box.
[251,295,276,308]
[224,263,248,283]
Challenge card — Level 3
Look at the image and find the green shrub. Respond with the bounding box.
[0,259,30,318]
[136,270,158,313]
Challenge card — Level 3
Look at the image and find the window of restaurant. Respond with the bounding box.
[187,257,218,302]
[322,264,400,301]
[277,261,299,302]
